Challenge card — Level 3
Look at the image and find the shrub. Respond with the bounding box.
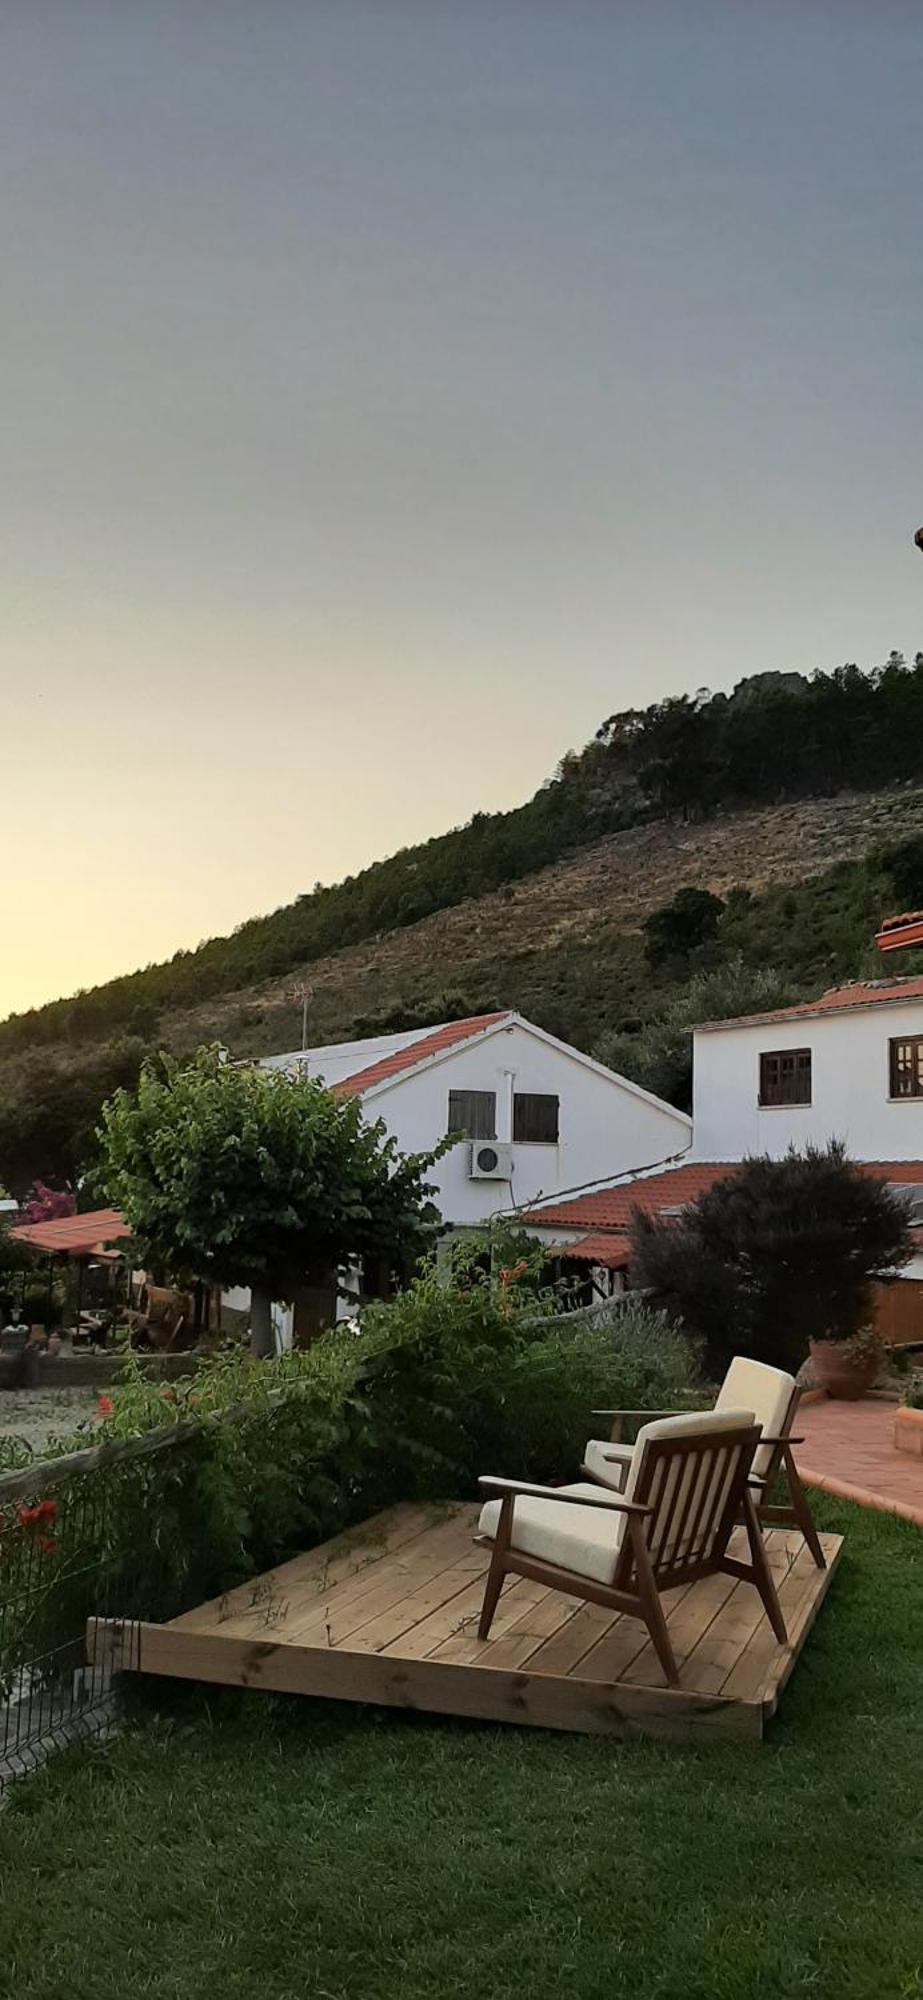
[0,1267,700,1711]
[631,1142,912,1379]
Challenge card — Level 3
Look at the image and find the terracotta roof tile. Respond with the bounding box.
[528,1159,923,1234]
[697,976,923,1034]
[10,1207,129,1257]
[332,1012,510,1097]
[558,1232,631,1268]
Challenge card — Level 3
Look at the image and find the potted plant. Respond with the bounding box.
[809,1325,883,1401]
[895,1373,923,1456]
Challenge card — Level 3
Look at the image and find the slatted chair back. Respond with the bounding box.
[613,1409,759,1591]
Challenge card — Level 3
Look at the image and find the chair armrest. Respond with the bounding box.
[590,1408,683,1421]
[478,1475,653,1517]
[760,1434,804,1447]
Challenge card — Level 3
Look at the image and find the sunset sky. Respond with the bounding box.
[3,2,922,1018]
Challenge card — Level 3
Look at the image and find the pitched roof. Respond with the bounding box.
[526,1158,923,1235]
[558,1232,632,1268]
[10,1207,130,1257]
[332,1012,510,1097]
[696,975,923,1034]
[526,1162,732,1231]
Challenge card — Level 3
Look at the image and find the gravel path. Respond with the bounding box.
[0,1388,100,1454]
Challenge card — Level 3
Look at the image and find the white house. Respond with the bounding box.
[263,1009,692,1233]
[692,974,923,1165]
[521,972,923,1336]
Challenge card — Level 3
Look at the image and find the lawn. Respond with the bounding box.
[2,1494,923,2000]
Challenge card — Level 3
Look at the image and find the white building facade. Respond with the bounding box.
[692,977,923,1165]
[264,1010,692,1231]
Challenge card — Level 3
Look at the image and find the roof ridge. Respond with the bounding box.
[332,1010,511,1097]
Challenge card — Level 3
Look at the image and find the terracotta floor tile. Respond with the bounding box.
[794,1397,923,1526]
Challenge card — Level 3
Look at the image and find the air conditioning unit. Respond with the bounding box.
[468,1141,513,1181]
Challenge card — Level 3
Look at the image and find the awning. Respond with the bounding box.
[10,1207,130,1258]
[556,1232,631,1270]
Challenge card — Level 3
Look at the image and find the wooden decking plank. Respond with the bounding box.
[677,1532,799,1695]
[523,1600,623,1677]
[428,1575,552,1664]
[723,1532,840,1706]
[388,1575,492,1660]
[279,1516,484,1649]
[90,1617,760,1738]
[169,1504,446,1632]
[202,1504,475,1648]
[87,1511,843,1746]
[620,1573,739,1689]
[764,1533,841,1711]
[346,1565,486,1655]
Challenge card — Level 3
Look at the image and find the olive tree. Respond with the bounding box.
[96,1048,443,1354]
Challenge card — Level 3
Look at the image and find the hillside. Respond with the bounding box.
[4,781,923,1195]
[6,653,923,1194]
[158,785,923,1059]
[4,651,923,1060]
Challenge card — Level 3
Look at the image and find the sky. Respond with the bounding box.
[3,1,922,1018]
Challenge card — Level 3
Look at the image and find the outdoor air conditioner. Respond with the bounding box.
[468,1141,513,1181]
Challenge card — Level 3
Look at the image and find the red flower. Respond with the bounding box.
[15,1498,57,1530]
[37,1536,57,1558]
[97,1394,113,1418]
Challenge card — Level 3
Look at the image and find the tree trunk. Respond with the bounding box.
[249,1288,274,1359]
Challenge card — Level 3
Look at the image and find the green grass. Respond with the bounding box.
[3,1496,923,2000]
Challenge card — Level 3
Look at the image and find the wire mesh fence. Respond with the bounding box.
[0,1428,200,1788]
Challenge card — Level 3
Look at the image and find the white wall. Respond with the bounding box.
[364,1019,691,1227]
[693,1000,923,1163]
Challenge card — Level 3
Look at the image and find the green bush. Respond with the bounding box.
[632,1142,912,1378]
[0,1269,699,1670]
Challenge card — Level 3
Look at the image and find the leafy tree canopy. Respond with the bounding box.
[630,1142,912,1378]
[643,887,726,973]
[95,1048,444,1304]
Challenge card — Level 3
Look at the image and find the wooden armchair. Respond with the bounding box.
[476,1409,786,1689]
[584,1356,825,1569]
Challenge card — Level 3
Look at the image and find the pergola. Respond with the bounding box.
[9,1207,131,1336]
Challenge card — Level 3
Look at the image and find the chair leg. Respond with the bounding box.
[477,1543,508,1640]
[782,1448,826,1569]
[742,1489,787,1645]
[627,1515,680,1687]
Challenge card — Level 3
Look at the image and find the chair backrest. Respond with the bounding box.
[716,1358,796,1481]
[615,1408,758,1588]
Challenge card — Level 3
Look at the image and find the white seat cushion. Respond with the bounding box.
[716,1359,795,1482]
[582,1439,633,1487]
[477,1482,627,1585]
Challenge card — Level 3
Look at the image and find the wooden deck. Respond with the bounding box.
[87,1502,842,1742]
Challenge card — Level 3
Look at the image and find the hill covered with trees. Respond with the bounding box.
[4,651,923,1059]
[4,654,923,1193]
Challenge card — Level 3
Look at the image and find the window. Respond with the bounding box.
[447,1089,496,1139]
[890,1036,923,1099]
[759,1049,812,1107]
[513,1092,560,1143]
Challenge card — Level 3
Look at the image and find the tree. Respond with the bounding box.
[643,887,725,974]
[597,957,792,1111]
[630,1143,912,1379]
[96,1048,444,1355]
[878,834,923,910]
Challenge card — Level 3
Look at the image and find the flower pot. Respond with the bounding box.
[809,1338,879,1400]
[894,1406,923,1457]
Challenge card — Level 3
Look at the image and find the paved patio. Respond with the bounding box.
[795,1395,923,1527]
